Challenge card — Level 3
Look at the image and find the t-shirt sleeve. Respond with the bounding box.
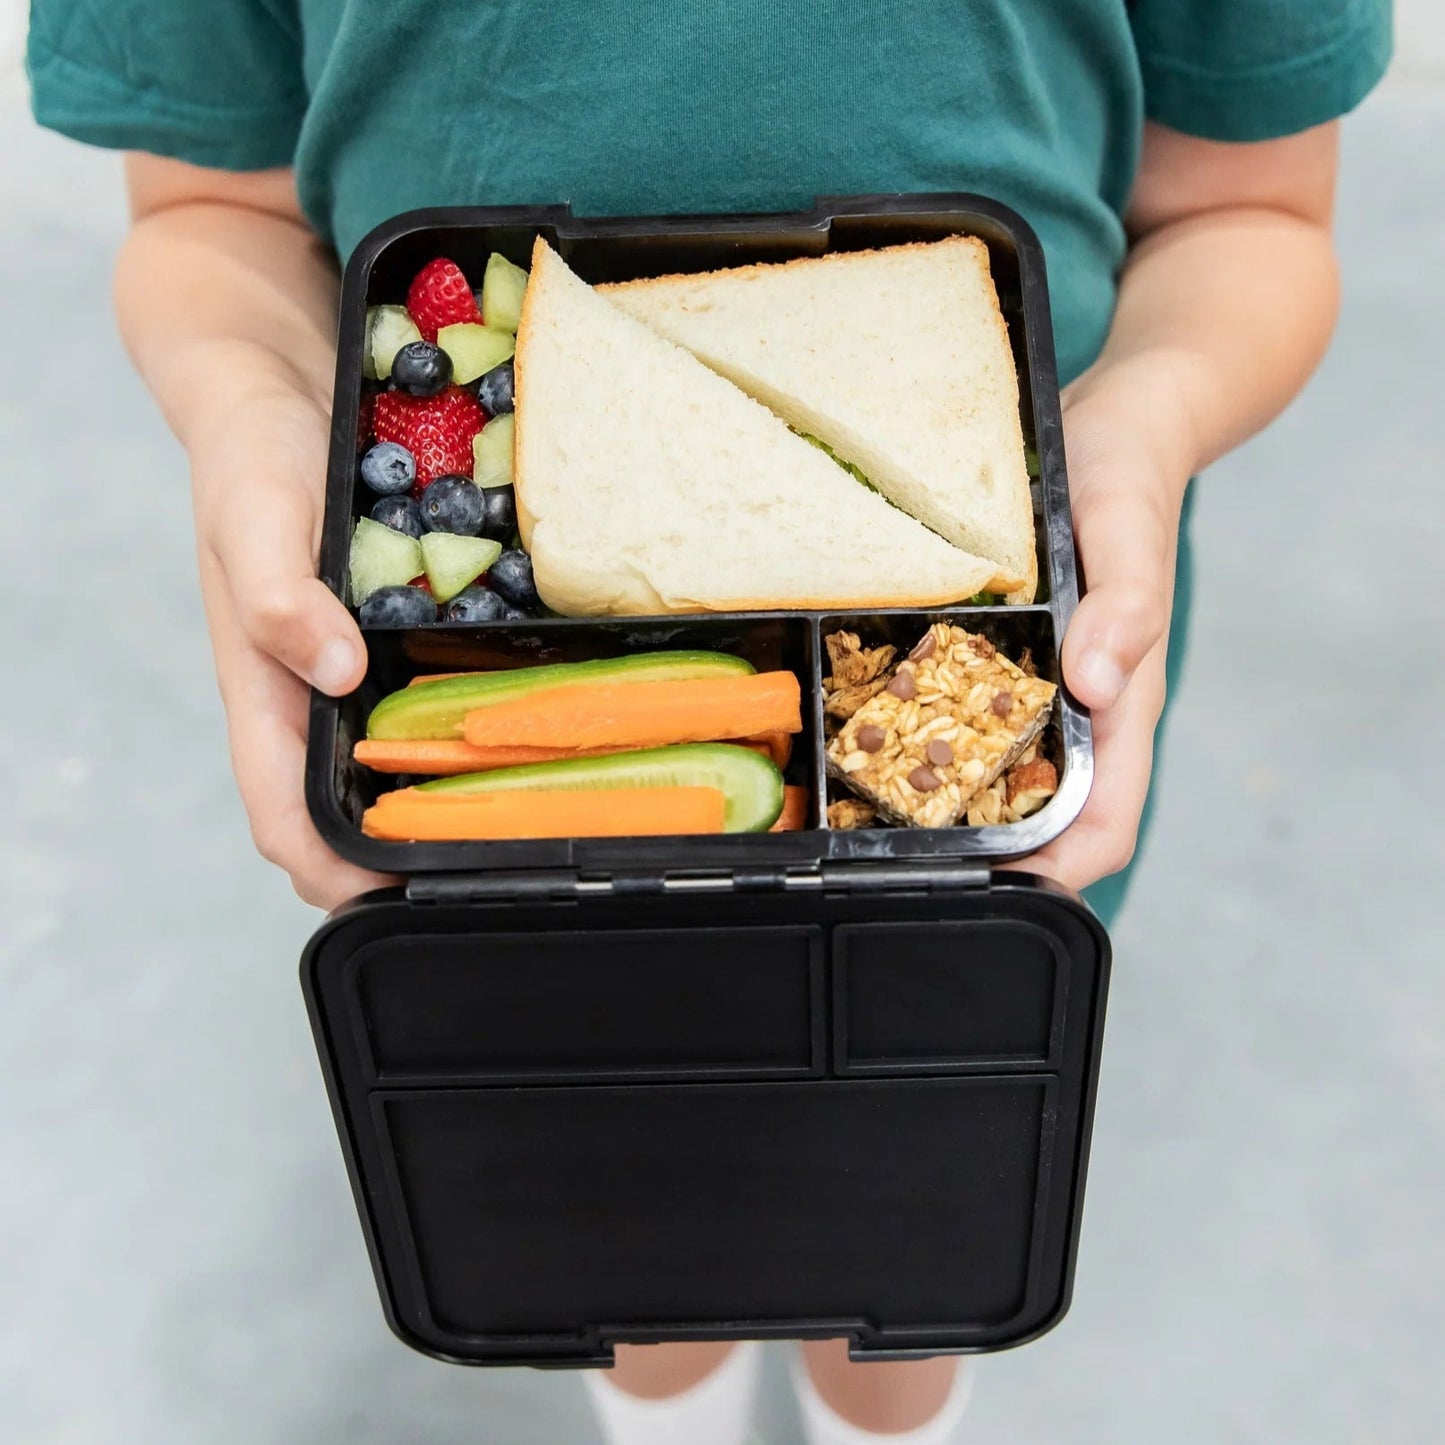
[1130,0,1393,141]
[26,0,308,170]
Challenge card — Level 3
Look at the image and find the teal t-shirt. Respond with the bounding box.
[27,1,1389,384]
[25,1,1391,922]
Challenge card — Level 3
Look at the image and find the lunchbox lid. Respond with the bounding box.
[302,867,1109,1366]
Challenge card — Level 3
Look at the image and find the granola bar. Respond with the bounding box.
[825,623,1056,829]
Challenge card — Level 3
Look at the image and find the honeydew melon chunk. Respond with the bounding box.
[437,322,515,384]
[480,253,529,333]
[472,414,515,489]
[364,305,423,381]
[349,517,423,605]
[419,533,504,604]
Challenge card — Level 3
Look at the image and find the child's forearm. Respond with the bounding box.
[113,188,339,454]
[1077,138,1340,483]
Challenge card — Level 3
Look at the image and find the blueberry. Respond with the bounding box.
[501,605,533,621]
[475,358,515,416]
[359,441,416,495]
[488,549,539,610]
[358,585,437,627]
[419,474,485,535]
[391,341,452,397]
[370,494,423,539]
[444,586,509,622]
[476,483,517,542]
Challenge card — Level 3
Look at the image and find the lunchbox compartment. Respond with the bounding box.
[338,200,1058,632]
[318,612,826,845]
[813,607,1071,837]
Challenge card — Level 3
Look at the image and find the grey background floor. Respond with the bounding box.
[2,26,1443,1445]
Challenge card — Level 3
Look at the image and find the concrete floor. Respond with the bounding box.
[2,52,1443,1445]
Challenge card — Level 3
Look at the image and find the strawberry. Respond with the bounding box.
[373,385,484,491]
[407,258,481,342]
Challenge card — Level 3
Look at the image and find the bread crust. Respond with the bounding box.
[508,234,551,555]
[598,233,991,297]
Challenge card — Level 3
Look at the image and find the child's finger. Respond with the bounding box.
[1002,640,1168,891]
[207,472,365,697]
[1061,478,1177,709]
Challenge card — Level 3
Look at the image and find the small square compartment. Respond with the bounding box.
[812,607,1086,858]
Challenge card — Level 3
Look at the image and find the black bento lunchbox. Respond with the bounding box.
[299,196,1111,1368]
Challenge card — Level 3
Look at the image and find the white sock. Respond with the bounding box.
[790,1350,976,1445]
[582,1341,763,1445]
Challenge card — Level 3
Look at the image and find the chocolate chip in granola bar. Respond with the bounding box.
[925,738,953,766]
[856,724,886,753]
[991,690,1013,717]
[908,632,937,663]
[908,766,942,792]
[887,669,917,700]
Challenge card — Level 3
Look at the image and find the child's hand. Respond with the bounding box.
[190,382,392,909]
[116,159,394,909]
[1008,355,1189,893]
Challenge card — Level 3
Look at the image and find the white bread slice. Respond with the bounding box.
[601,236,1038,602]
[512,239,1020,617]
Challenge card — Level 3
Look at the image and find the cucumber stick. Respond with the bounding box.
[421,743,784,833]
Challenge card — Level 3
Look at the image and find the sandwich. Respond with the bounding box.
[512,239,1020,617]
[601,235,1038,603]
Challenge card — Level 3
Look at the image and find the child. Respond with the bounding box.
[27,2,1390,1440]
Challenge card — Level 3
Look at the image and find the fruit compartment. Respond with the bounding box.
[309,613,829,872]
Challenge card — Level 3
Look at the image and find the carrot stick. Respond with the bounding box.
[462,672,802,750]
[769,786,810,832]
[362,785,726,840]
[355,738,505,774]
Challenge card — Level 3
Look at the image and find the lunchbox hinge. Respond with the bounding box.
[405,870,600,905]
[819,861,991,893]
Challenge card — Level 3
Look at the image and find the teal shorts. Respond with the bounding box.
[1079,486,1195,930]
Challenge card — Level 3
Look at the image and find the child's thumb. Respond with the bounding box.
[211,498,364,696]
[1061,482,1175,709]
